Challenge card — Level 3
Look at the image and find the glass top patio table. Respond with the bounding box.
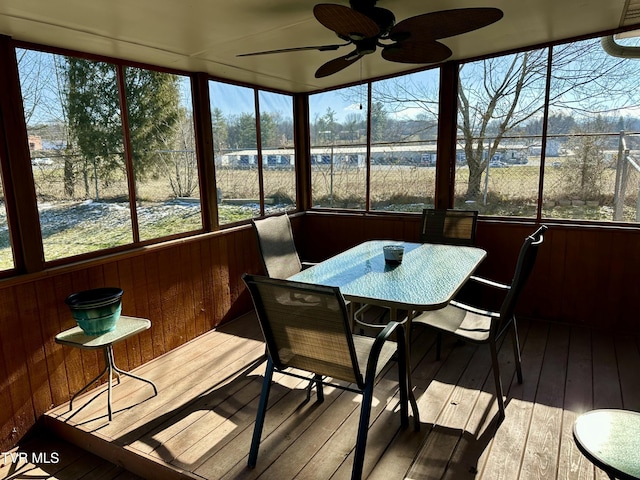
[289,240,487,313]
[289,240,486,429]
[573,409,640,480]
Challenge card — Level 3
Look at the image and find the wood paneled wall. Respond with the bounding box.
[0,225,262,451]
[298,212,640,333]
[2,211,640,451]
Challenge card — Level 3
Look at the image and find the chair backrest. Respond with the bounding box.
[252,215,302,279]
[499,225,548,328]
[420,209,478,246]
[243,274,365,387]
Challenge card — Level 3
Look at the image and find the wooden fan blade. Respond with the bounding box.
[237,42,350,57]
[390,7,503,42]
[382,40,452,64]
[315,52,362,78]
[314,3,380,39]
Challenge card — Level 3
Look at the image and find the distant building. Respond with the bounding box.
[528,141,560,157]
[28,135,43,151]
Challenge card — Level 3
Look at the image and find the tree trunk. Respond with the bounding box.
[63,157,75,198]
[466,165,484,199]
[463,140,485,200]
[83,159,90,198]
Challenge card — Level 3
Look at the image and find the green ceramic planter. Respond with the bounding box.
[65,287,124,335]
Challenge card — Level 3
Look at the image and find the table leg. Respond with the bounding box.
[390,307,420,430]
[105,348,114,421]
[108,345,158,396]
[69,361,109,412]
[68,345,158,422]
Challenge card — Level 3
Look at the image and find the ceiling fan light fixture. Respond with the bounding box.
[354,37,378,56]
[349,32,367,41]
[358,46,376,55]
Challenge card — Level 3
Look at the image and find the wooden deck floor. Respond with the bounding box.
[11,312,640,479]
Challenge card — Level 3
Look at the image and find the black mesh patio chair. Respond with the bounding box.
[411,224,547,418]
[416,208,479,347]
[252,214,307,279]
[420,208,478,245]
[243,274,411,480]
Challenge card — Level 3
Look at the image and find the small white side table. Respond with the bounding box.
[55,316,158,421]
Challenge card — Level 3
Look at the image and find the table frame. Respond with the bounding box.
[55,316,158,421]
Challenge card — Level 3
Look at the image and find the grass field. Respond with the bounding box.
[0,159,635,270]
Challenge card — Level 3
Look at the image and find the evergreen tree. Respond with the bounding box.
[65,58,180,199]
[124,66,180,181]
[370,101,388,142]
[260,111,279,148]
[211,107,229,152]
[228,112,257,149]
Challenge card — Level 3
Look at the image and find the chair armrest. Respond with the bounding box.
[365,321,405,383]
[450,300,501,319]
[468,275,510,290]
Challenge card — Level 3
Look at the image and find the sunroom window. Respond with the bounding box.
[455,49,547,217]
[259,91,296,214]
[17,48,202,262]
[542,38,640,222]
[309,86,367,209]
[370,69,440,212]
[454,37,640,223]
[210,81,295,224]
[124,67,201,241]
[0,167,14,271]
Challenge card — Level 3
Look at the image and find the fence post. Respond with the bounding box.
[636,180,640,222]
[614,131,626,221]
[329,144,334,207]
[483,161,489,206]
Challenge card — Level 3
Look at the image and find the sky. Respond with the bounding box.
[17,48,194,127]
[18,36,640,131]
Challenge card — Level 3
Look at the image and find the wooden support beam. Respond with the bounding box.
[435,61,459,209]
[0,35,44,273]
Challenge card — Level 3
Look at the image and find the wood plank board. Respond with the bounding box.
[518,323,570,480]
[556,326,594,480]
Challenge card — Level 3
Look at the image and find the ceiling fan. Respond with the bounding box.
[237,0,503,78]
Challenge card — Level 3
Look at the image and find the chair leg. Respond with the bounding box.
[397,332,409,428]
[489,341,506,418]
[305,374,324,402]
[435,331,442,361]
[248,358,275,468]
[314,373,324,402]
[352,384,374,480]
[511,318,523,384]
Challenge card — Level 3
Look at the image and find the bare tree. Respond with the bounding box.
[372,38,640,200]
[17,49,77,198]
[458,48,548,197]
